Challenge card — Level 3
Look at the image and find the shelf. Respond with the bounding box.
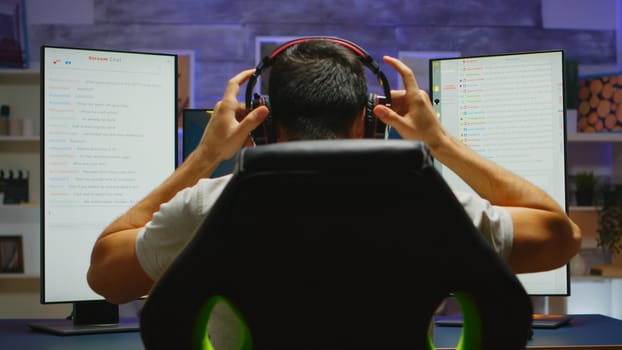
[0,137,40,152]
[572,275,622,281]
[0,205,39,222]
[0,69,39,85]
[0,273,38,279]
[567,132,622,143]
[0,66,39,75]
[0,136,40,142]
[569,206,600,212]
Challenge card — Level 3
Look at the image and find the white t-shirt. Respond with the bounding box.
[136,175,514,282]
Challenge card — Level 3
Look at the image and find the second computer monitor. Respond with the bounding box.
[181,108,235,177]
[429,50,569,296]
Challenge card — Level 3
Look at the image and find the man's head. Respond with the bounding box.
[268,39,368,141]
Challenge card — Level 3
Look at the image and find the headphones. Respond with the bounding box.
[245,37,392,145]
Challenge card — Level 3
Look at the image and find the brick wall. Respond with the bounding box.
[26,0,616,107]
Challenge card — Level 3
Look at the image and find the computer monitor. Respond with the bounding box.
[180,108,236,177]
[181,108,209,162]
[429,50,569,296]
[35,46,177,334]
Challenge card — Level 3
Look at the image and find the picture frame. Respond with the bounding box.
[0,235,24,273]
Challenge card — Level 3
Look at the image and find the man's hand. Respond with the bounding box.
[373,56,445,149]
[196,69,269,165]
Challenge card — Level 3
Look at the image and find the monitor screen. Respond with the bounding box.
[429,50,569,295]
[181,108,235,177]
[41,46,177,305]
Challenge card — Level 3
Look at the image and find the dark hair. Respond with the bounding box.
[268,40,368,140]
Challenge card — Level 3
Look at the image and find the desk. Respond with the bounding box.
[1,314,621,349]
[435,314,622,350]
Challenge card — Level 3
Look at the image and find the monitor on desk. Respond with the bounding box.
[180,108,236,176]
[429,50,570,296]
[37,46,177,334]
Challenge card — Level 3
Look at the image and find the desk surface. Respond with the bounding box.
[0,314,621,349]
[434,314,622,350]
[0,318,143,350]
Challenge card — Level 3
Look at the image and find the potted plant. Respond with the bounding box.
[573,171,597,206]
[597,185,622,259]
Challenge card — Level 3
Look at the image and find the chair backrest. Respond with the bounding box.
[140,139,533,350]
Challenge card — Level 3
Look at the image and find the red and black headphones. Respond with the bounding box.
[245,37,392,145]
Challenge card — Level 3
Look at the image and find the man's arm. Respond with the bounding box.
[86,148,221,304]
[87,69,269,304]
[424,132,581,273]
[374,56,581,274]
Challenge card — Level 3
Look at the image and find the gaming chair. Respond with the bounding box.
[139,139,533,349]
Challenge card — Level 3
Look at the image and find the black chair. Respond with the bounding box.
[140,139,533,349]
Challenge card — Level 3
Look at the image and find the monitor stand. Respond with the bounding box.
[531,313,573,329]
[29,301,140,335]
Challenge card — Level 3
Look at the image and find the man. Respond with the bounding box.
[87,39,581,305]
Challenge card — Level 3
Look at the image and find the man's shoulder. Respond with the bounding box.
[191,174,234,204]
[196,173,234,188]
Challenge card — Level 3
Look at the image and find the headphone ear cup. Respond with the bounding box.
[364,93,388,139]
[250,94,277,144]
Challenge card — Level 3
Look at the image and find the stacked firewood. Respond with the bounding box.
[577,75,622,132]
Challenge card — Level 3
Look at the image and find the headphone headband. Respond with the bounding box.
[246,37,391,111]
[267,37,371,66]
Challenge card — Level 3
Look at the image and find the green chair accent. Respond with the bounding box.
[140,139,533,349]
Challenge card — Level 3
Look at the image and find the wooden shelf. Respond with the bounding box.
[0,69,39,86]
[0,205,39,222]
[569,206,600,212]
[572,275,622,281]
[0,66,39,75]
[567,132,622,143]
[0,136,39,142]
